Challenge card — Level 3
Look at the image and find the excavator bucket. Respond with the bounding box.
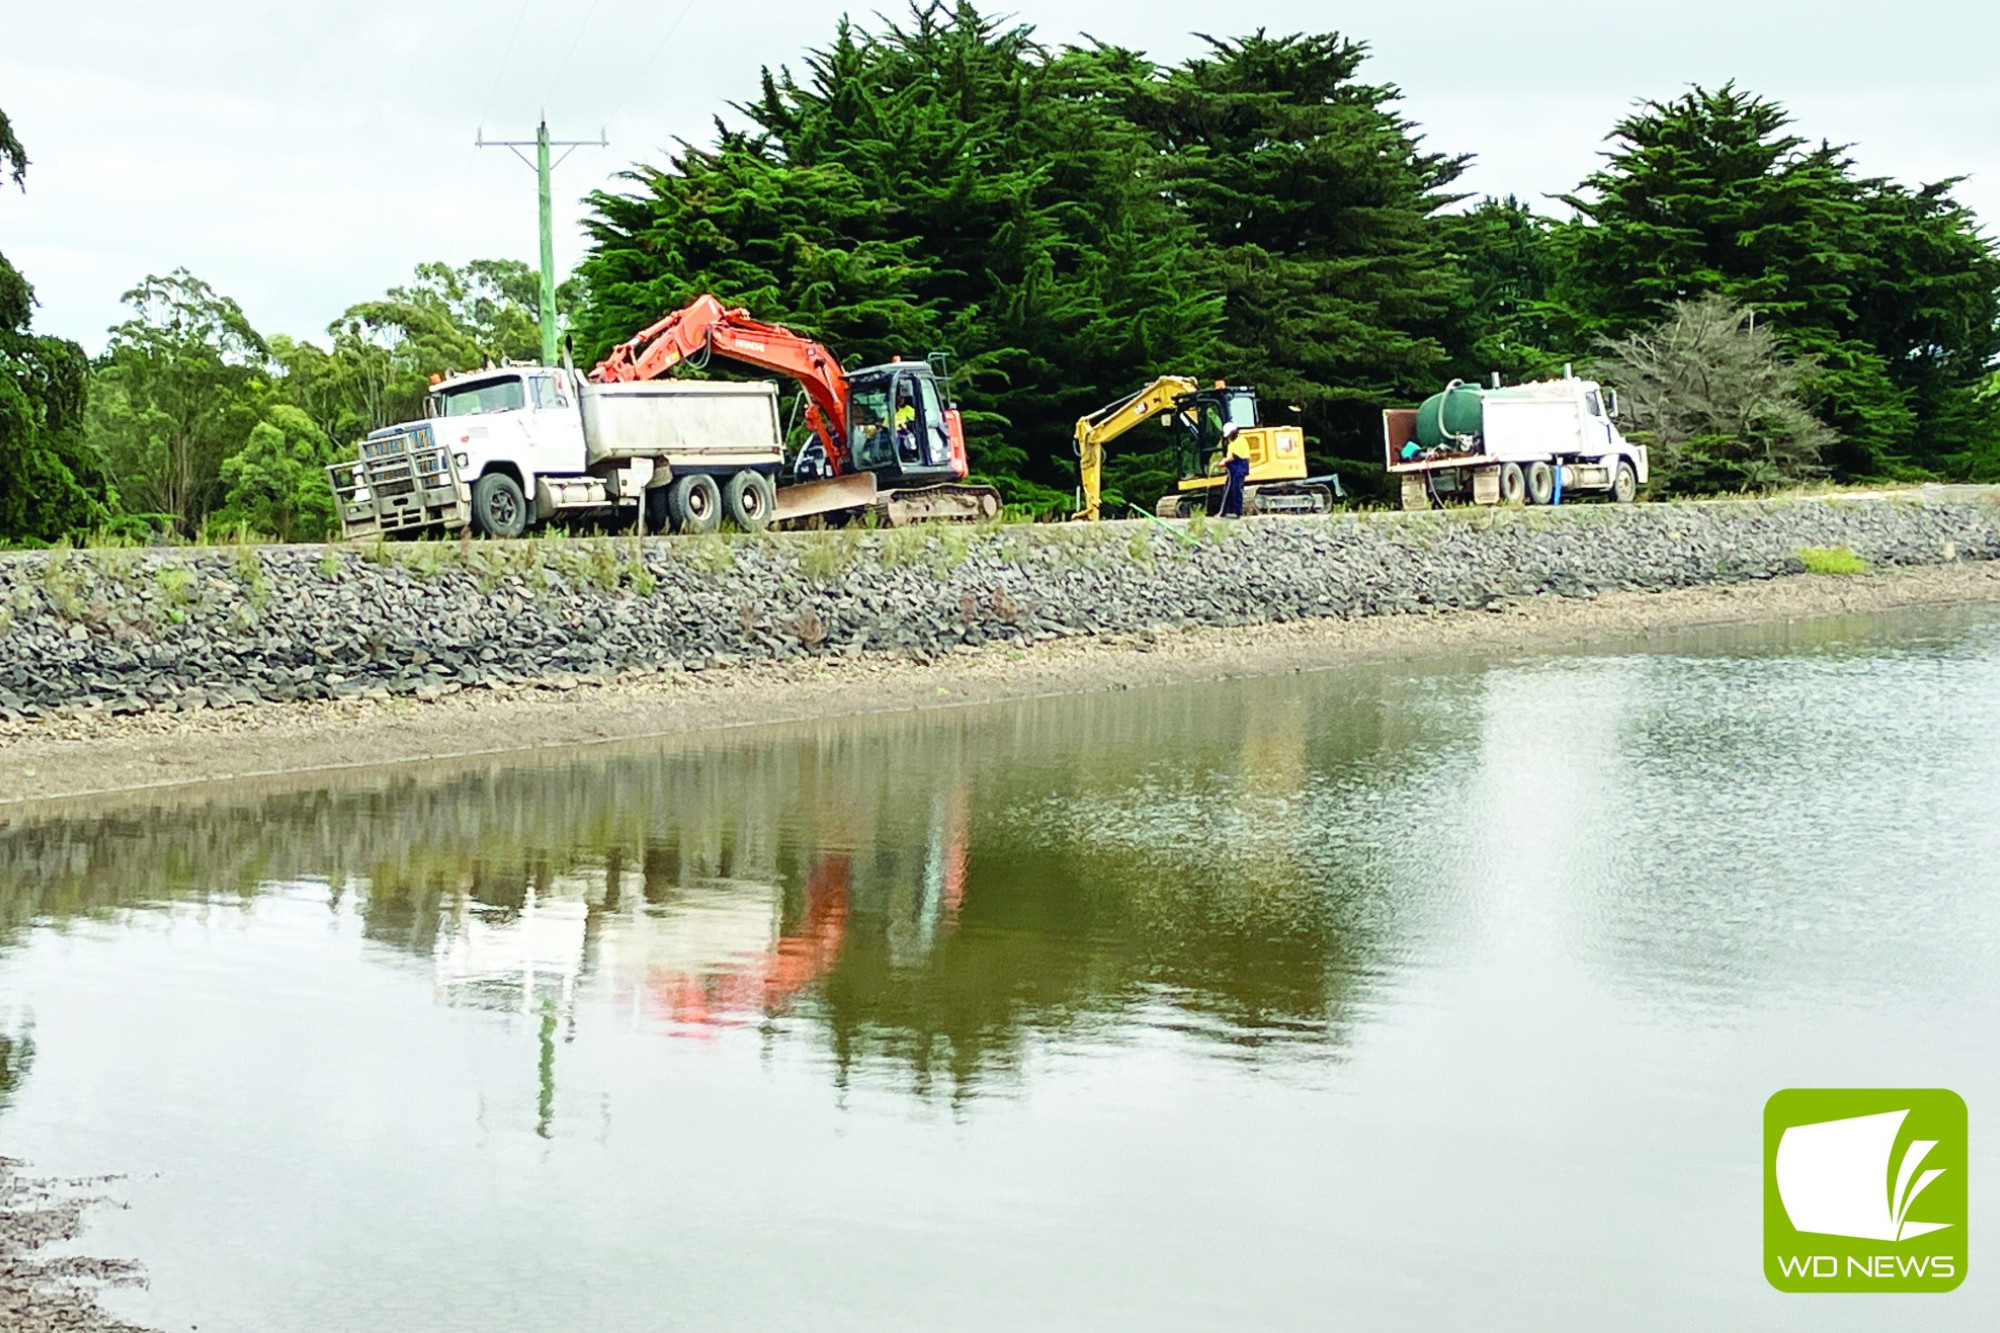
[771,472,881,525]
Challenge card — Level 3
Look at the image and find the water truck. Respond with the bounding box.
[1383,371,1647,509]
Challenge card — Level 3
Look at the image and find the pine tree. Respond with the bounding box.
[1594,295,1832,492]
[1132,31,1469,487]
[1554,84,2000,481]
[1437,196,1566,383]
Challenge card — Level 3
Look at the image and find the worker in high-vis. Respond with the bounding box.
[1219,423,1251,517]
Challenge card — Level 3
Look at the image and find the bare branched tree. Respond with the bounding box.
[1593,295,1835,493]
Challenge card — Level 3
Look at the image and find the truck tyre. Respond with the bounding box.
[643,485,672,535]
[1525,461,1555,505]
[471,472,529,538]
[1498,462,1527,506]
[668,473,722,535]
[723,470,775,531]
[1611,460,1638,503]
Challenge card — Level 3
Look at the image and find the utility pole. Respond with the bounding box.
[476,118,606,365]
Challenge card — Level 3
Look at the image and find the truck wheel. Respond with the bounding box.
[1611,460,1638,503]
[1525,461,1555,505]
[668,474,722,535]
[723,470,775,531]
[471,472,529,538]
[1498,462,1527,506]
[643,486,672,535]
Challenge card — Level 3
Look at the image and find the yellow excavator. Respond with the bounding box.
[1071,377,1338,521]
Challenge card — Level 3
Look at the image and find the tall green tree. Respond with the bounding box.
[1553,84,2000,480]
[0,108,25,190]
[0,112,117,542]
[85,269,271,532]
[1438,195,1566,383]
[323,258,571,437]
[1132,30,1468,484]
[212,403,339,542]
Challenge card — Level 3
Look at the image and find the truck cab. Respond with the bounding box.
[329,365,589,539]
[425,367,588,487]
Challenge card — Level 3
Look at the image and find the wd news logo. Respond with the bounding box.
[1764,1089,1967,1293]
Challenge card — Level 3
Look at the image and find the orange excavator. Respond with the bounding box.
[590,294,1001,525]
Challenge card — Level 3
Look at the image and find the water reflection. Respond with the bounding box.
[0,1013,30,1113]
[5,606,2000,1333]
[2,605,1993,1119]
[0,671,1457,1110]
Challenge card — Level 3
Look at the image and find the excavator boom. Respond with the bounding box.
[589,294,853,471]
[1071,376,1200,521]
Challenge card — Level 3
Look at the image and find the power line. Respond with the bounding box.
[545,0,608,106]
[479,0,539,129]
[459,0,540,242]
[599,0,700,136]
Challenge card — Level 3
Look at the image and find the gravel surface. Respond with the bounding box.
[2,558,1996,812]
[0,494,1995,727]
[0,1162,148,1333]
[0,492,1995,807]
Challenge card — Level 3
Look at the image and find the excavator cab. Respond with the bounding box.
[840,362,965,487]
[1173,387,1262,480]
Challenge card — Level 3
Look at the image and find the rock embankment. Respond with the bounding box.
[0,494,1995,720]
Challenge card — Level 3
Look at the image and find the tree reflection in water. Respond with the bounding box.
[0,668,1454,1107]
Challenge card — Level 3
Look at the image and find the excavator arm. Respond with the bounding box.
[589,294,854,471]
[1071,376,1201,521]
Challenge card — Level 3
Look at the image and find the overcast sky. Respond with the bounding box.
[5,1,1996,353]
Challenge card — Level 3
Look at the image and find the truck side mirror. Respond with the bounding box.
[1605,389,1619,418]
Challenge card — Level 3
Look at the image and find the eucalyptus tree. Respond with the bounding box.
[85,269,272,532]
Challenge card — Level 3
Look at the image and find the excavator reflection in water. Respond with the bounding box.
[611,786,970,1033]
[425,780,972,1130]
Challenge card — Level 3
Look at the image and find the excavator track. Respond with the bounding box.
[874,483,1002,526]
[1156,482,1334,519]
[1245,483,1334,516]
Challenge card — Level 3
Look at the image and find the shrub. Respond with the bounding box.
[1798,545,1868,575]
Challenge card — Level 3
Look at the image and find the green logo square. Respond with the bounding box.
[1765,1088,1967,1292]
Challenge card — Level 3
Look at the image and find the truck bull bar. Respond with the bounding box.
[328,426,472,540]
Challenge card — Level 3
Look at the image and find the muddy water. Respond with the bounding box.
[2,605,1998,1331]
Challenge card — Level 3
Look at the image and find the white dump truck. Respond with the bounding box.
[1384,372,1647,509]
[329,365,787,540]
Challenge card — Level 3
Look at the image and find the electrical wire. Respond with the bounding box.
[479,0,539,129]
[545,0,609,106]
[599,0,700,132]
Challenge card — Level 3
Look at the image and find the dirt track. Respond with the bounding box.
[2,561,1996,811]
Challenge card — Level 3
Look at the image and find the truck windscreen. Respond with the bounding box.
[438,379,526,417]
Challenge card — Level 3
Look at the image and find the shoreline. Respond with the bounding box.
[2,561,1996,813]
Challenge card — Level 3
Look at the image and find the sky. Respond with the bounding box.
[5,1,1997,354]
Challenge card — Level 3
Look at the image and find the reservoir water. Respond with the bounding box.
[3,605,1998,1330]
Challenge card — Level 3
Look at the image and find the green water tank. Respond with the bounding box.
[1415,381,1484,449]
